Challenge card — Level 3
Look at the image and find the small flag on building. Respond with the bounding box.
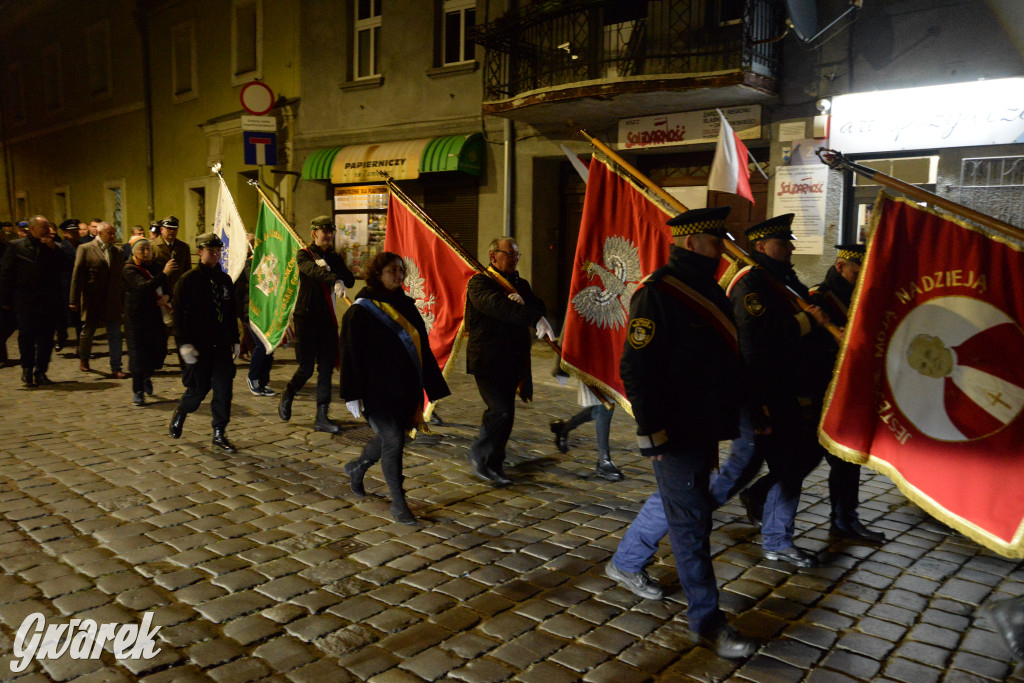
[248,199,301,353]
[213,175,248,282]
[708,110,755,204]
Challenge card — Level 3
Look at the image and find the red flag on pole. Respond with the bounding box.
[560,155,674,410]
[383,191,477,377]
[821,193,1024,558]
[708,110,755,204]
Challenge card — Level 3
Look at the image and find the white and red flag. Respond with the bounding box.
[560,154,674,410]
[383,191,477,378]
[708,110,755,204]
[821,193,1024,558]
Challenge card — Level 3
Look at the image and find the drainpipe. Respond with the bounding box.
[503,118,514,238]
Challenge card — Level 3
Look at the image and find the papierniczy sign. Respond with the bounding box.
[11,612,161,672]
[829,77,1024,153]
[617,106,761,150]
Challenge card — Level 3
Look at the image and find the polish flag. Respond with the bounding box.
[708,111,755,204]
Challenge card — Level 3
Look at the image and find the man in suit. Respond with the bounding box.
[0,215,64,385]
[151,216,192,355]
[70,221,126,377]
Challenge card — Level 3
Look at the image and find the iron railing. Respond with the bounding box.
[471,0,784,101]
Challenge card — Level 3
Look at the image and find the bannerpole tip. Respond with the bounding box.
[211,162,222,175]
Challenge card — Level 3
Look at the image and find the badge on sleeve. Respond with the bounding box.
[744,293,765,316]
[628,318,655,349]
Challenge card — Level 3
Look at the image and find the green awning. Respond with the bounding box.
[420,133,484,176]
[301,147,343,180]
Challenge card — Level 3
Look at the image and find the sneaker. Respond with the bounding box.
[258,385,277,397]
[246,378,262,396]
[133,392,146,407]
[605,560,664,600]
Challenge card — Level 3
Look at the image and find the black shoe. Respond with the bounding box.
[212,428,237,453]
[258,385,277,397]
[34,373,53,386]
[21,369,35,387]
[133,392,145,407]
[486,459,513,487]
[144,379,153,396]
[704,624,759,660]
[344,459,370,497]
[314,404,342,434]
[278,389,294,421]
[467,453,496,483]
[54,342,63,352]
[985,596,1024,660]
[169,409,186,439]
[390,499,418,525]
[830,521,886,544]
[762,545,818,568]
[428,411,444,426]
[596,452,624,481]
[550,420,569,453]
[739,489,762,529]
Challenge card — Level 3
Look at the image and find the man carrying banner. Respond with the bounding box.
[810,244,885,544]
[465,237,552,487]
[614,206,758,659]
[709,215,830,568]
[277,216,355,434]
[169,233,240,452]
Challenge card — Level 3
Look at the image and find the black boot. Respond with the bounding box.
[388,480,417,525]
[549,420,569,453]
[314,404,342,434]
[21,368,35,387]
[987,596,1024,660]
[278,387,294,421]
[212,428,237,453]
[169,409,186,438]
[596,452,624,481]
[344,458,371,497]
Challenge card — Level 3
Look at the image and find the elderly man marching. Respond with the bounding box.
[169,233,240,452]
[615,206,758,659]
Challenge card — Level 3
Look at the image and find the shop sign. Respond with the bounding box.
[331,139,433,183]
[830,77,1024,153]
[773,165,829,255]
[617,106,761,150]
[333,185,389,212]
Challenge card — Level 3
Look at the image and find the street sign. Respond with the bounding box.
[244,131,278,166]
[240,80,274,116]
[241,115,276,132]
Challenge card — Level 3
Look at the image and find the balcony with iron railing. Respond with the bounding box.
[471,0,785,127]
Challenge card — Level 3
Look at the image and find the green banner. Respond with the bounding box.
[249,200,301,352]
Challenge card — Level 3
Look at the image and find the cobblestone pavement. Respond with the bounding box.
[1,338,1022,682]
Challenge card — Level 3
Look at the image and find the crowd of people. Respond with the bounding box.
[2,211,1022,663]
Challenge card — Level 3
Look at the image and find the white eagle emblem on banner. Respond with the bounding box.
[571,236,642,330]
[254,252,280,297]
[403,256,435,334]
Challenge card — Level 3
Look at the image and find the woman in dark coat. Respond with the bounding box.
[340,251,450,525]
[123,239,175,406]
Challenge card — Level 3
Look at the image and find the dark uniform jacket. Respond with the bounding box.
[340,285,451,427]
[620,246,742,460]
[123,260,168,373]
[173,263,239,352]
[728,251,828,419]
[151,236,192,294]
[465,270,545,388]
[293,246,355,326]
[0,235,64,313]
[808,265,854,400]
[70,238,125,322]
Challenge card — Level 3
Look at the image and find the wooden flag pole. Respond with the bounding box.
[817,148,1024,241]
[378,171,615,409]
[581,131,844,342]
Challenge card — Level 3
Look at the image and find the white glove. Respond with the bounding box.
[535,316,556,342]
[346,399,363,419]
[333,281,346,299]
[557,375,568,387]
[233,344,240,359]
[314,258,329,269]
[507,292,525,305]
[180,344,199,365]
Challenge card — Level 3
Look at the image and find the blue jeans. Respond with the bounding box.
[613,444,723,638]
[247,335,274,387]
[709,410,761,507]
[563,404,613,453]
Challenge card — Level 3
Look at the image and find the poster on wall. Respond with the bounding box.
[334,185,389,276]
[773,165,829,255]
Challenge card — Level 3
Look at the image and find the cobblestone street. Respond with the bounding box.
[0,340,1022,682]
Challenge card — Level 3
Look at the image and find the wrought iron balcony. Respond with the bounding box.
[471,0,784,125]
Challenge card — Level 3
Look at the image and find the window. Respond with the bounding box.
[85,21,111,97]
[172,21,198,101]
[442,0,475,65]
[186,181,207,234]
[15,192,27,221]
[43,44,63,111]
[354,0,382,79]
[7,63,26,123]
[232,0,262,85]
[104,180,125,241]
[53,187,70,224]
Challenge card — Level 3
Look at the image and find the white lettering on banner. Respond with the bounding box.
[11,613,162,673]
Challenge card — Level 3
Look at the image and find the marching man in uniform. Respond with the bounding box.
[169,233,240,452]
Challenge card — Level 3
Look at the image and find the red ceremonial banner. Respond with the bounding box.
[821,193,1024,557]
[383,193,477,377]
[560,156,674,410]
